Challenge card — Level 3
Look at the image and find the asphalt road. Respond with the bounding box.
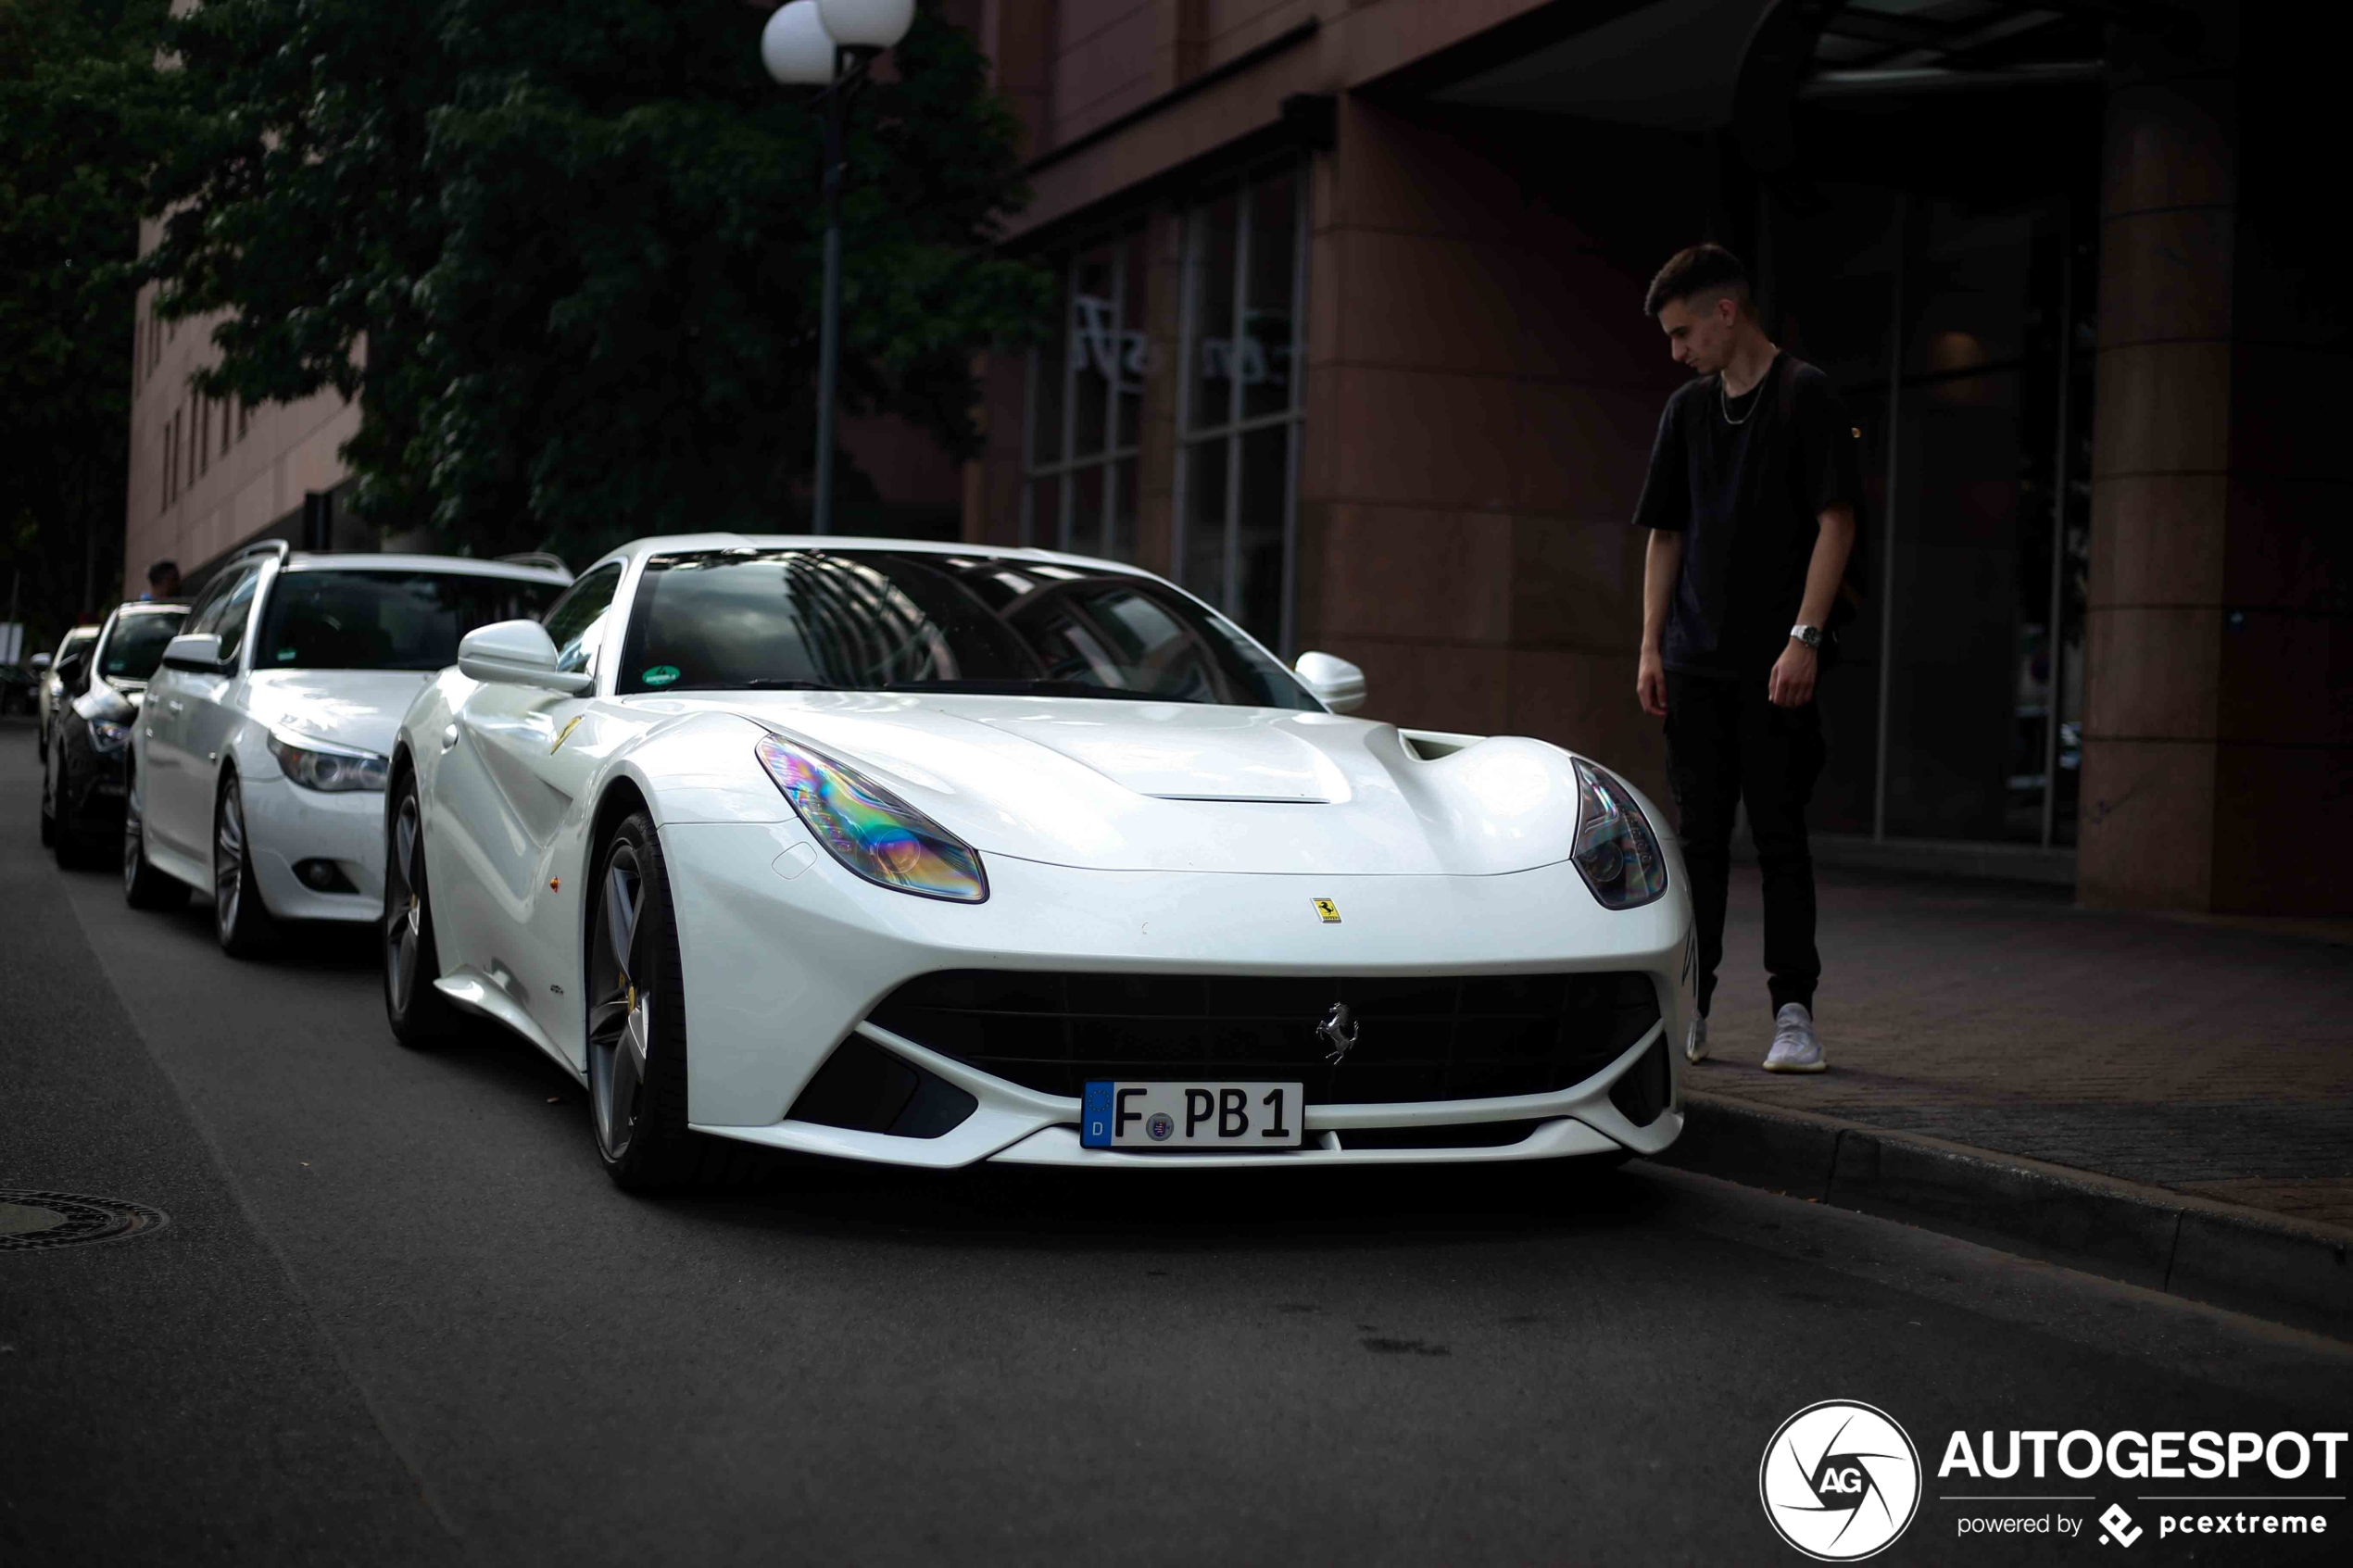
[4,721,2347,1566]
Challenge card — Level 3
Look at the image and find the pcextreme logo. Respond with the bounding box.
[1759,1400,1924,1561]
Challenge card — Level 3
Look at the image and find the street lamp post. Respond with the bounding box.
[761,0,915,536]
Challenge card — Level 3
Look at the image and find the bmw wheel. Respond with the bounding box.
[212,772,279,957]
[122,763,188,910]
[585,812,758,1193]
[383,772,460,1047]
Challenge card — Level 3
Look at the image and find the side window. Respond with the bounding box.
[209,569,263,666]
[178,574,236,640]
[541,563,623,675]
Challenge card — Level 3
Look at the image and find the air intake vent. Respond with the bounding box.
[867,971,1659,1106]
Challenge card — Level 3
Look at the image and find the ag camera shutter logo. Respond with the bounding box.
[1759,1400,1922,1561]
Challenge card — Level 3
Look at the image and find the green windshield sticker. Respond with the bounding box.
[277,648,298,661]
[641,664,681,687]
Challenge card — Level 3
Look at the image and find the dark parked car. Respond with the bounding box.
[43,602,188,870]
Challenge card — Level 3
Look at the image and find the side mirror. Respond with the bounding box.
[29,653,51,672]
[459,620,594,695]
[160,633,227,673]
[1294,650,1367,714]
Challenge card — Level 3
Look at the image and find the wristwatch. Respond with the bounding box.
[1789,623,1823,649]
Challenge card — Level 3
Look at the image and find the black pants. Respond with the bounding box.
[1663,671,1824,1020]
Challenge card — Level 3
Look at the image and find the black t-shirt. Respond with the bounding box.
[1631,353,1862,678]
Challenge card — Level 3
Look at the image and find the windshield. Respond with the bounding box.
[615,549,1317,709]
[99,611,188,683]
[257,571,562,671]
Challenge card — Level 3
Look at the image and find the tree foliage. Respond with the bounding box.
[145,0,1051,561]
[0,0,172,638]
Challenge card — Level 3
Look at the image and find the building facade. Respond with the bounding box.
[959,0,2346,915]
[124,1,2345,914]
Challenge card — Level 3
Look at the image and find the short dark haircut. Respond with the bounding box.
[147,558,179,584]
[1644,243,1751,318]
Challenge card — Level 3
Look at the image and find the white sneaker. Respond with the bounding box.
[1685,1014,1709,1063]
[1761,1004,1826,1073]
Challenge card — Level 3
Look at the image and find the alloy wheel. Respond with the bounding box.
[385,795,424,1013]
[215,783,245,936]
[587,845,653,1162]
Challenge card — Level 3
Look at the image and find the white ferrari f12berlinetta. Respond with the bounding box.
[385,536,1693,1189]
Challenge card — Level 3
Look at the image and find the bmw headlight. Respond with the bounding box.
[267,732,390,793]
[1571,758,1667,909]
[90,720,132,753]
[755,734,988,903]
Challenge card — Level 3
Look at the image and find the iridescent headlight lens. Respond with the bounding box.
[1572,759,1667,909]
[89,720,132,753]
[754,735,988,903]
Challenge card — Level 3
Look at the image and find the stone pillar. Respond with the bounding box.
[2078,45,2238,909]
[2081,9,2348,913]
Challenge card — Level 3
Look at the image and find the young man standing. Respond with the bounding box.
[1631,245,1857,1073]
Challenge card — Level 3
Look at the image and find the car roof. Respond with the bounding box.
[115,600,190,616]
[280,552,573,587]
[60,626,100,642]
[588,533,1157,581]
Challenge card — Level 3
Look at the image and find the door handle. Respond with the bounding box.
[165,699,184,713]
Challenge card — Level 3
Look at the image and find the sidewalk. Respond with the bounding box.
[1655,864,2353,1334]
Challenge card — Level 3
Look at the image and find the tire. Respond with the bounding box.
[212,771,280,958]
[585,812,764,1193]
[122,764,188,911]
[383,772,463,1047]
[50,747,101,870]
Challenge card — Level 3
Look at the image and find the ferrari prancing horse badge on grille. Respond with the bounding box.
[1312,897,1340,923]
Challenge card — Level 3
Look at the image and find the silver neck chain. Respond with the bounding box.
[1718,374,1759,426]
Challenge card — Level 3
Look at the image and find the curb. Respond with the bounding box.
[1648,1092,2353,1341]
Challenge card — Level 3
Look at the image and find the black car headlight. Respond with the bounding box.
[267,732,390,793]
[1571,759,1667,909]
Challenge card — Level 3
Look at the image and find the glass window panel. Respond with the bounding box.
[1107,458,1138,565]
[1882,362,2032,842]
[1187,194,1239,433]
[1063,464,1104,557]
[1234,425,1290,646]
[1070,245,1117,458]
[1116,228,1150,448]
[1241,170,1299,422]
[1182,438,1229,606]
[1029,283,1067,470]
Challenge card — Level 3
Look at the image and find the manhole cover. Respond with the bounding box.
[0,1192,169,1251]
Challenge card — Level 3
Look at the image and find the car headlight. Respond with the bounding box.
[1571,758,1667,909]
[90,720,132,753]
[267,732,390,793]
[754,734,987,903]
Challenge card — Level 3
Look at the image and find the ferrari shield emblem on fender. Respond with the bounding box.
[549,714,584,755]
[1312,897,1340,923]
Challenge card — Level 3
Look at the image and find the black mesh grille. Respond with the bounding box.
[866,971,1660,1105]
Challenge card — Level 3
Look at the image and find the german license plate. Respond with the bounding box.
[1081,1082,1304,1149]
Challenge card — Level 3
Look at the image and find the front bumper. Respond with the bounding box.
[661,820,1693,1170]
[57,735,131,838]
[240,772,387,923]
